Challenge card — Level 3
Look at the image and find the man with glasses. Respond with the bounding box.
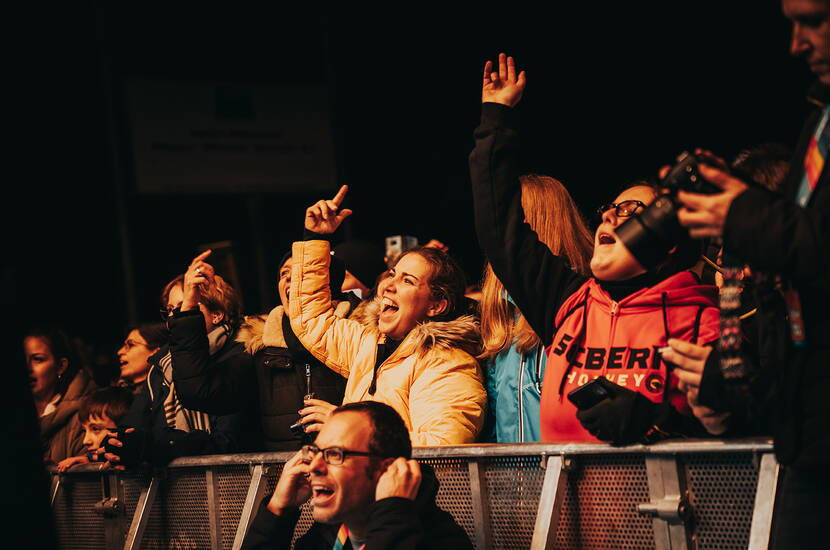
[242,401,472,549]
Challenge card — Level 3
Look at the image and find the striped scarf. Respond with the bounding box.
[150,324,231,432]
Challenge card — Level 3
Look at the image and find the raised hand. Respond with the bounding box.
[375,457,422,501]
[305,185,353,235]
[298,398,337,434]
[482,53,526,107]
[182,250,215,312]
[266,450,312,516]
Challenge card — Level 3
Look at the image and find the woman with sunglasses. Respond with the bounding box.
[470,54,720,445]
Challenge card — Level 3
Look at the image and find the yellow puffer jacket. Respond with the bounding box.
[289,240,486,446]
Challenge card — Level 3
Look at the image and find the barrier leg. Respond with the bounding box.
[123,476,159,550]
[748,453,780,550]
[207,468,223,550]
[232,464,270,550]
[468,459,492,549]
[640,455,692,550]
[50,474,61,507]
[530,454,568,550]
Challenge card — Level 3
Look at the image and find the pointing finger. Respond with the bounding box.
[331,185,349,206]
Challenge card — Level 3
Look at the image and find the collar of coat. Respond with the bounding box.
[236,300,354,355]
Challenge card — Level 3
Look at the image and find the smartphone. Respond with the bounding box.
[567,377,612,410]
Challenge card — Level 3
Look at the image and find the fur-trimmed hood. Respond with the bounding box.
[237,301,353,355]
[348,299,482,359]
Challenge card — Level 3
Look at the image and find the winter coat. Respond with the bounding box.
[236,305,348,451]
[483,343,546,443]
[288,240,487,446]
[240,464,473,550]
[40,369,97,463]
[541,274,718,442]
[722,82,830,469]
[470,102,718,444]
[118,343,248,465]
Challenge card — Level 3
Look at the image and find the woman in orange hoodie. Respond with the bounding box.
[470,54,720,444]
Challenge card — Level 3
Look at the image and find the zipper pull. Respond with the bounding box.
[610,301,618,316]
[304,364,315,400]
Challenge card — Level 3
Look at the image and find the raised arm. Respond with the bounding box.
[470,53,586,344]
[289,187,373,378]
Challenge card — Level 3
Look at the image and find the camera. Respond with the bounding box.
[615,151,722,270]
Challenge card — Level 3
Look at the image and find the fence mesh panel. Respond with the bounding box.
[53,474,107,550]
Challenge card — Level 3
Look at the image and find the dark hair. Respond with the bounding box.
[160,272,242,327]
[24,327,81,398]
[732,143,791,192]
[395,247,467,322]
[134,323,168,350]
[78,386,134,424]
[332,401,412,459]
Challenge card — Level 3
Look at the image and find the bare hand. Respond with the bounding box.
[182,250,215,312]
[662,338,710,392]
[676,164,748,239]
[57,455,90,472]
[482,53,526,107]
[298,398,337,433]
[305,185,353,235]
[267,451,312,515]
[686,386,731,435]
[375,457,422,501]
[423,239,449,253]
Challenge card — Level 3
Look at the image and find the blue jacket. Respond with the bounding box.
[482,343,547,443]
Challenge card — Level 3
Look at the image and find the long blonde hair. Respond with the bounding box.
[479,174,593,359]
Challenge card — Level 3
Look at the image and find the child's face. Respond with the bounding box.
[82,414,117,452]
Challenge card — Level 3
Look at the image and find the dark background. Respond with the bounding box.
[11,3,814,371]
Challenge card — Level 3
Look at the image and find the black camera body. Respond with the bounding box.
[616,151,722,270]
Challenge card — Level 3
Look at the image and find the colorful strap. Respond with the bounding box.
[796,106,830,206]
[332,524,365,550]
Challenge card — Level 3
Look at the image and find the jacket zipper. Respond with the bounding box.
[534,345,543,395]
[304,364,314,400]
[518,353,526,443]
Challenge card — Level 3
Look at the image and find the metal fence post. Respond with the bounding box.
[123,476,159,550]
[640,455,693,550]
[232,464,269,550]
[530,454,568,550]
[467,459,492,549]
[206,468,223,550]
[50,474,61,507]
[748,453,780,550]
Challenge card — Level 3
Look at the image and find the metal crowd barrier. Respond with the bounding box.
[50,438,779,550]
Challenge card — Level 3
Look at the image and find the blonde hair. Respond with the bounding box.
[479,174,593,359]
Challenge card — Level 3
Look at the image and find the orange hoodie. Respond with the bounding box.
[540,271,719,443]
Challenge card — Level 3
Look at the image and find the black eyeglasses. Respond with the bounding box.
[597,200,647,219]
[301,444,379,465]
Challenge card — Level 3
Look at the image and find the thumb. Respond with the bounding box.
[336,209,353,222]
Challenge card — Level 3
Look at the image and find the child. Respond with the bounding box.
[56,387,133,472]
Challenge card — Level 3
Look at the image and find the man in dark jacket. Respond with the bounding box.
[673,1,830,547]
[241,401,472,550]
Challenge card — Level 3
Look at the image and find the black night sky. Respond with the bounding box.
[11,3,815,369]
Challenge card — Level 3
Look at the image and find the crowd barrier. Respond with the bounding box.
[50,438,779,550]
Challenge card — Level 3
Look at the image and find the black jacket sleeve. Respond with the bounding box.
[170,309,255,415]
[724,184,830,288]
[364,498,473,550]
[469,102,587,343]
[240,500,301,550]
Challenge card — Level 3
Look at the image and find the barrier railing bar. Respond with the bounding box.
[206,468,223,550]
[50,474,61,507]
[467,459,492,549]
[232,464,269,550]
[748,453,780,550]
[641,456,692,550]
[123,476,159,550]
[530,454,567,550]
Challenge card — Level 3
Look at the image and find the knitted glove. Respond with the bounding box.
[575,377,667,445]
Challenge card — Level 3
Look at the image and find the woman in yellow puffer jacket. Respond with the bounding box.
[289,186,486,446]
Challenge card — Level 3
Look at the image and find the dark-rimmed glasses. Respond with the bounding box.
[596,199,647,219]
[301,444,379,465]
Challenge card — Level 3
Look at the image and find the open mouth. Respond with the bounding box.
[381,297,399,315]
[598,233,616,245]
[312,485,335,504]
